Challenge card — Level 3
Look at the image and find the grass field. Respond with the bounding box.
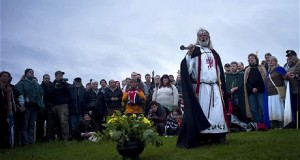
[1,129,300,160]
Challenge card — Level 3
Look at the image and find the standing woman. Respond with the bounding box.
[266,56,287,128]
[152,74,179,112]
[0,71,18,148]
[15,68,44,146]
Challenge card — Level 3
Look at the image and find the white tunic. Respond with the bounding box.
[186,47,228,133]
[268,95,284,121]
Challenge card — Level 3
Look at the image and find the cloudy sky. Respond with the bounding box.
[1,0,299,85]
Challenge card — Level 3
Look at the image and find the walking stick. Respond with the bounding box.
[297,77,299,129]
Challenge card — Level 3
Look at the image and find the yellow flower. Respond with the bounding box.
[108,117,118,124]
[143,117,151,125]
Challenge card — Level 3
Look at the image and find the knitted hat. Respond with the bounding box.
[90,79,98,84]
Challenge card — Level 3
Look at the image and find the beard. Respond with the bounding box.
[249,61,257,66]
[198,39,209,47]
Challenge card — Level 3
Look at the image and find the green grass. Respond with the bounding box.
[1,129,300,160]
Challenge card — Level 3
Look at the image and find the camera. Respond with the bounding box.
[62,78,68,82]
[148,109,157,119]
[55,78,68,88]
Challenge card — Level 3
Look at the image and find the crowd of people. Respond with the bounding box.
[1,29,299,149]
[0,69,183,148]
[224,50,300,131]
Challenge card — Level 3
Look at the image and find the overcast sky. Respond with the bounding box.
[1,0,299,85]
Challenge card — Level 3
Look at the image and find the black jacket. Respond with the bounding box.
[69,85,87,115]
[95,92,107,116]
[147,104,167,124]
[246,64,265,94]
[104,87,123,108]
[47,80,70,105]
[41,81,52,106]
[86,89,98,111]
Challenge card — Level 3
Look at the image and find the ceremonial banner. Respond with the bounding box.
[284,81,292,127]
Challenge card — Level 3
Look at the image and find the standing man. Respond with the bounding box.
[284,50,300,128]
[99,79,107,94]
[224,63,231,79]
[128,72,145,93]
[169,75,176,85]
[69,77,87,138]
[47,71,70,141]
[86,79,99,118]
[144,74,154,96]
[36,74,51,142]
[104,79,123,116]
[264,53,272,70]
[244,54,266,125]
[153,75,161,89]
[177,28,228,149]
[238,62,245,72]
[226,61,246,122]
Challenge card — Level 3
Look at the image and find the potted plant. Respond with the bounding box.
[97,111,163,159]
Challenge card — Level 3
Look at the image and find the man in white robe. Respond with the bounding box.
[177,28,228,148]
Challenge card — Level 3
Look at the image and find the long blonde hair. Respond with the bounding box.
[268,56,279,72]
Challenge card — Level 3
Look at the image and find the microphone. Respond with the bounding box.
[180,45,192,50]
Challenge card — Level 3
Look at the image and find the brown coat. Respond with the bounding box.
[267,67,286,96]
[286,59,300,94]
[244,65,267,119]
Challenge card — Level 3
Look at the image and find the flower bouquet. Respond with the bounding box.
[97,111,163,159]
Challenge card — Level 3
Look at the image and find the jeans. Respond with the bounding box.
[249,93,264,123]
[69,114,82,137]
[21,106,37,145]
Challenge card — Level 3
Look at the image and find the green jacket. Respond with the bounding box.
[15,78,45,108]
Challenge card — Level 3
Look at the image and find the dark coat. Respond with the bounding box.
[104,87,123,109]
[95,92,107,116]
[41,81,52,107]
[69,85,88,115]
[47,80,70,106]
[246,64,265,94]
[147,104,167,124]
[86,89,98,111]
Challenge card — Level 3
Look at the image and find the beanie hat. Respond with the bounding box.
[90,79,98,84]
